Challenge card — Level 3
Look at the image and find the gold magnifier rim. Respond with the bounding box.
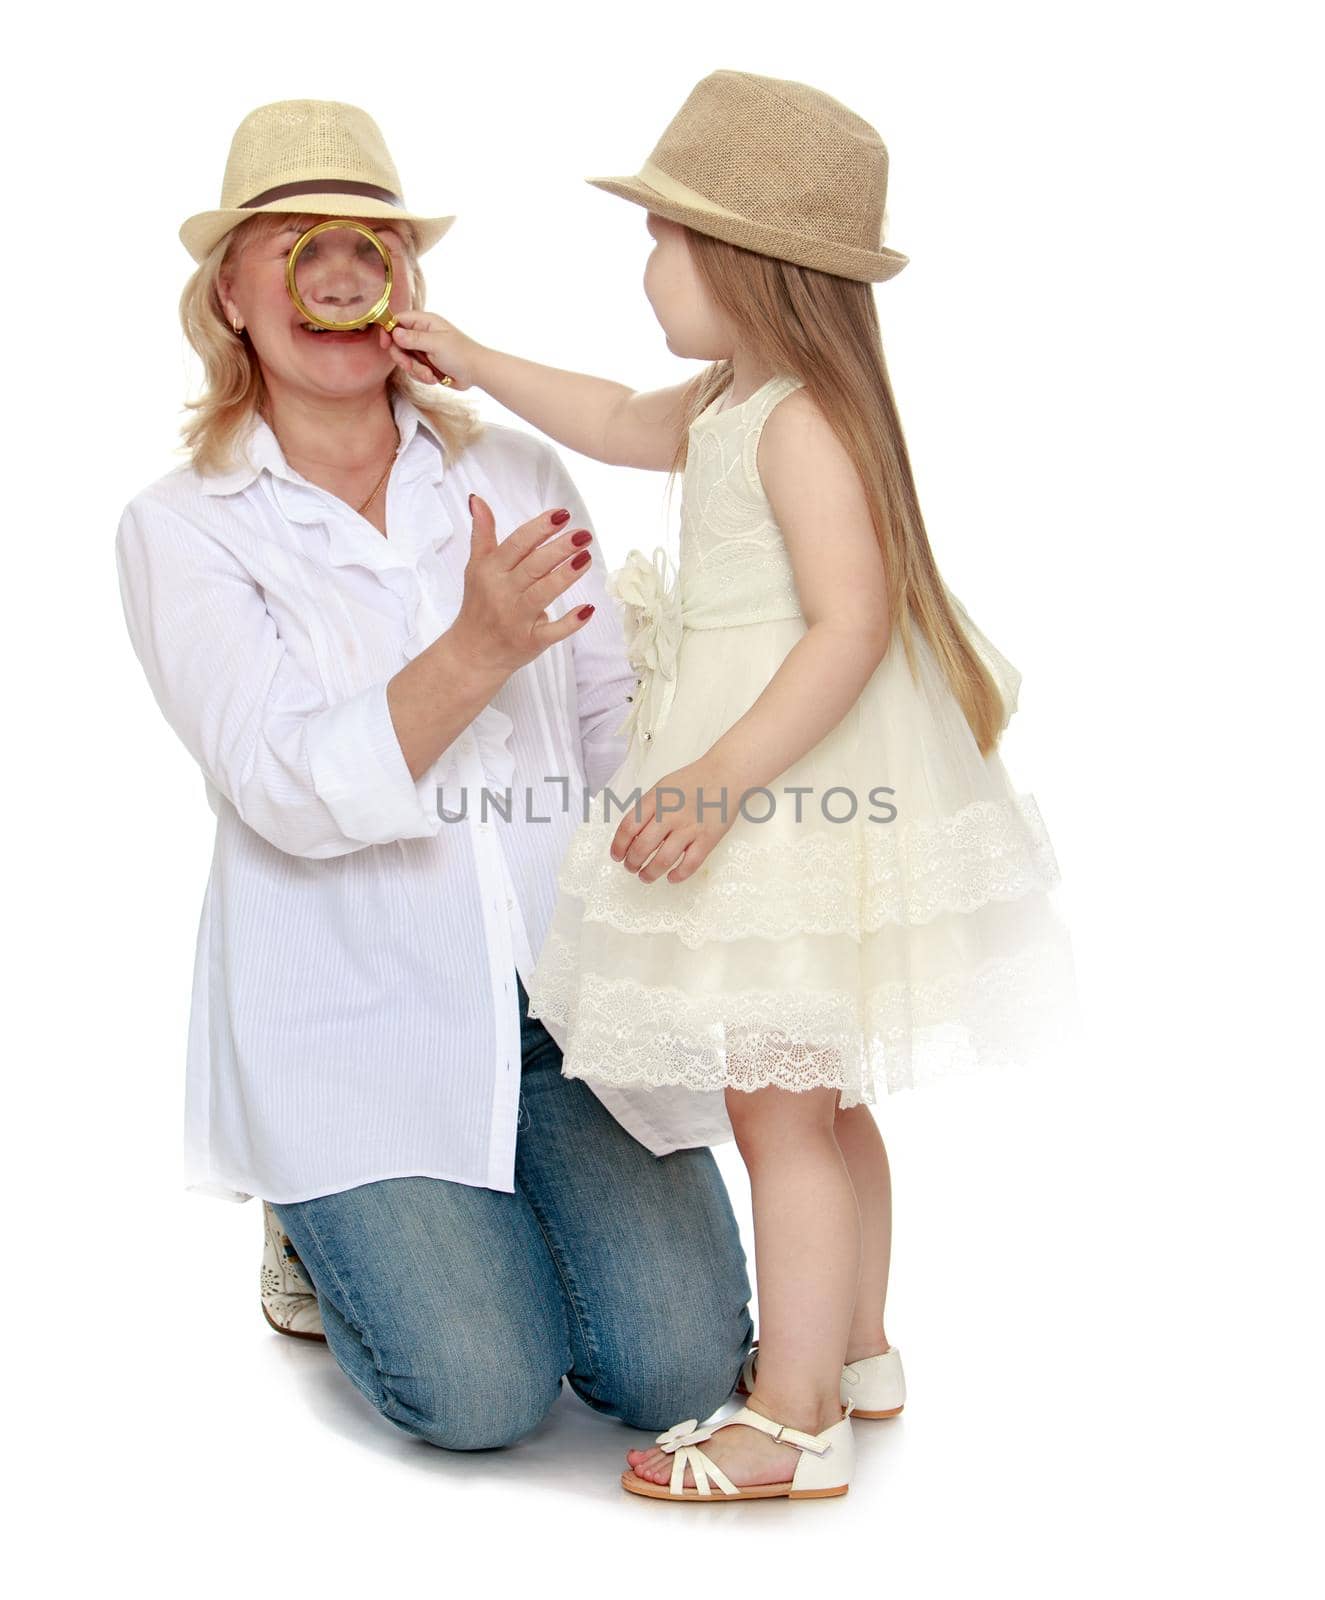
[285,218,395,332]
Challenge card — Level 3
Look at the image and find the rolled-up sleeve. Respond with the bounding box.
[534,447,635,794]
[115,493,443,859]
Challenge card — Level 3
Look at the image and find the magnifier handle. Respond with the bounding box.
[381,317,453,387]
[414,352,455,387]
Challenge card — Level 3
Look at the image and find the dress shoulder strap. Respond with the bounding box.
[741,374,806,494]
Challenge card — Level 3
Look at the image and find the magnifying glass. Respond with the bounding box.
[285,219,454,386]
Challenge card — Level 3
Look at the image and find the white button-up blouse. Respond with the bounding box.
[115,388,732,1204]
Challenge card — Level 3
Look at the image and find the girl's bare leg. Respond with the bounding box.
[627,1082,858,1488]
[833,1101,895,1360]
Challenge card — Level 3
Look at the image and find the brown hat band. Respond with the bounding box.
[238,178,403,209]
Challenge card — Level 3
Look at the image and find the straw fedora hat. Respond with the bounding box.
[179,99,456,264]
[586,69,909,283]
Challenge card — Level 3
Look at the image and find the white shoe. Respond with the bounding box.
[621,1403,855,1501]
[260,1202,326,1342]
[736,1340,905,1418]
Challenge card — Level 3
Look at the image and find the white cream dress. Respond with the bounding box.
[524,374,1079,1110]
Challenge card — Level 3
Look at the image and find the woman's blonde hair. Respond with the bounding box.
[176,210,483,476]
[665,226,1008,757]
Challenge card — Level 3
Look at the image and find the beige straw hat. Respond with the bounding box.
[586,69,909,283]
[179,99,456,264]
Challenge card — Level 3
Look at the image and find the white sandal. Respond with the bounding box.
[260,1202,326,1342]
[620,1402,855,1502]
[736,1340,905,1418]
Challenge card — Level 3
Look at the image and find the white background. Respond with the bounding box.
[5,1,1320,1593]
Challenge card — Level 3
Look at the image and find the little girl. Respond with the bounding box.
[381,69,1078,1502]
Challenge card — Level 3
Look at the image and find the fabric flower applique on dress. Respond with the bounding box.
[605,545,684,747]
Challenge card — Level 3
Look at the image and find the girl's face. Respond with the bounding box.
[642,212,734,360]
[218,214,414,398]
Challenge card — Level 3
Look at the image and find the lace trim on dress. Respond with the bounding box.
[525,919,1079,1104]
[551,792,1061,946]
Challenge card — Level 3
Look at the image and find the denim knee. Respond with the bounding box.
[376,1356,563,1452]
[583,1328,750,1433]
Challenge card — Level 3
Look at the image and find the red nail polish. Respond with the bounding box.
[571,530,592,546]
[571,550,591,569]
[551,509,571,525]
[577,604,595,619]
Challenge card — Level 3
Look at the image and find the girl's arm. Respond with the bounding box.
[472,345,693,471]
[703,391,892,796]
[384,313,691,470]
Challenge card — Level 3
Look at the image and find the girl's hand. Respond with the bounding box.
[610,757,740,884]
[379,310,483,389]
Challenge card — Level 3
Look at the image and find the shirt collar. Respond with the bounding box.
[198,388,447,503]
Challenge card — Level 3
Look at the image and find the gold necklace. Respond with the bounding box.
[274,420,399,517]
[356,440,399,514]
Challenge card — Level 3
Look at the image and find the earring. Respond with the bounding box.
[232,317,244,335]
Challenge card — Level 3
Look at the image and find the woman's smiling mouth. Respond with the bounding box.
[296,321,375,341]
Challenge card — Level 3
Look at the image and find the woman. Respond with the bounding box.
[115,97,753,1451]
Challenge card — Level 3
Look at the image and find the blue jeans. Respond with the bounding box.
[272,972,754,1451]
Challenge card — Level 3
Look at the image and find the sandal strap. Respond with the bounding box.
[653,1416,742,1497]
[647,1404,851,1497]
[670,1444,739,1498]
[723,1403,839,1454]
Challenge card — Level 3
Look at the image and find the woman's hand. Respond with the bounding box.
[610,756,741,884]
[378,309,483,389]
[449,495,597,678]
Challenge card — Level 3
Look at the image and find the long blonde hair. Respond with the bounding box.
[666,227,1007,756]
[176,210,484,477]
